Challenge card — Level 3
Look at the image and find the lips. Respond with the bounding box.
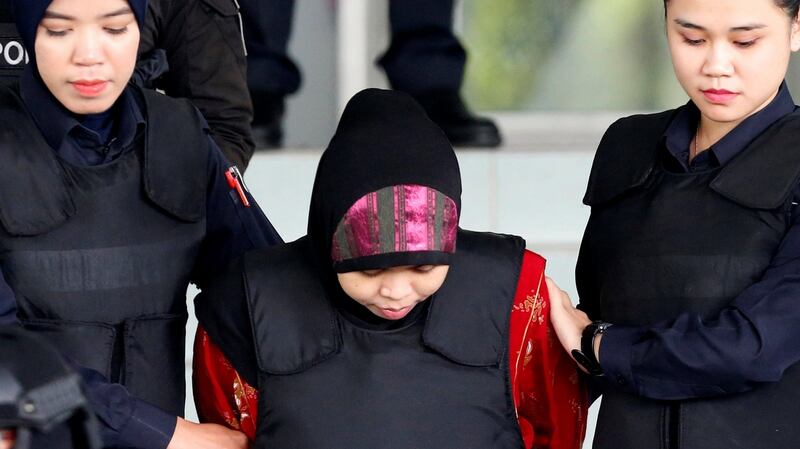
[71,79,108,97]
[702,88,738,104]
[378,305,413,320]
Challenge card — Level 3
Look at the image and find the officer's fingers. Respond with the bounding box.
[0,429,15,449]
[545,277,573,310]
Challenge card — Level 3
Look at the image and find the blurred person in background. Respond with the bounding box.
[240,0,502,149]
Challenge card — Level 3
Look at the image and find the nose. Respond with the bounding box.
[702,42,734,79]
[72,29,104,67]
[379,273,412,301]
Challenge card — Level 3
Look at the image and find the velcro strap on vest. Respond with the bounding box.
[583,110,676,206]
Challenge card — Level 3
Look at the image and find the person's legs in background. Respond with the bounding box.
[240,0,501,149]
[238,0,300,149]
[379,0,501,147]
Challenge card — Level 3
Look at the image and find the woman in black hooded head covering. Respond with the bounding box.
[0,0,280,448]
[194,88,587,449]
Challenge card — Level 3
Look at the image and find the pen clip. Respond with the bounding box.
[225,167,250,207]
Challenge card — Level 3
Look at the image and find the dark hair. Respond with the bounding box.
[664,0,800,19]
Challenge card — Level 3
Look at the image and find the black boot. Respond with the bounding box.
[251,92,285,149]
[409,90,502,148]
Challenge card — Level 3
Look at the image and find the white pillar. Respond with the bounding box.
[336,0,371,114]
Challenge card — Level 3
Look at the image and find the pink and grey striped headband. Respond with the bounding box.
[331,185,459,272]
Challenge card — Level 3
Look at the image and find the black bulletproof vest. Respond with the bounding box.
[243,230,526,449]
[581,110,800,449]
[0,85,208,416]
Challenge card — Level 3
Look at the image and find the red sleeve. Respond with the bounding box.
[509,250,588,449]
[192,326,259,441]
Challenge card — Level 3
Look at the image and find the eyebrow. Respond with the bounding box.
[42,7,133,21]
[674,18,767,32]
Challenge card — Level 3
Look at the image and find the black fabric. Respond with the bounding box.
[710,109,800,209]
[0,85,208,417]
[583,110,676,207]
[241,230,524,449]
[0,85,75,236]
[242,230,524,376]
[580,111,800,449]
[140,88,207,222]
[0,83,206,237]
[195,88,526,448]
[0,327,101,449]
[138,0,255,170]
[308,88,461,275]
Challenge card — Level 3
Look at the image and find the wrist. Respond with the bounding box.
[571,321,612,376]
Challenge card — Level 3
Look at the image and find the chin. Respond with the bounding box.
[695,103,752,125]
[63,98,116,115]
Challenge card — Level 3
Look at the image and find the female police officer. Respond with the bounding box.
[0,0,281,447]
[549,0,800,448]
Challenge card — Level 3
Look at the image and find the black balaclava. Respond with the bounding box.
[307,88,461,325]
[308,88,462,271]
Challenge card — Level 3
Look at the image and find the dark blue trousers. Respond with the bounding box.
[239,0,466,96]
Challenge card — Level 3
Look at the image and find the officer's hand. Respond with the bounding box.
[0,429,15,449]
[546,277,593,367]
[167,418,249,449]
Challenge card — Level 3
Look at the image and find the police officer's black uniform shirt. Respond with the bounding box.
[0,68,282,449]
[598,82,800,399]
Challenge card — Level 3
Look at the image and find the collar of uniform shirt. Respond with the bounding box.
[18,66,145,159]
[662,81,796,172]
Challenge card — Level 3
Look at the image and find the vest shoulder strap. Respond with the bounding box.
[422,229,525,367]
[244,238,341,375]
[711,109,800,210]
[0,85,75,236]
[583,110,676,206]
[0,86,209,236]
[245,231,526,375]
[140,88,208,222]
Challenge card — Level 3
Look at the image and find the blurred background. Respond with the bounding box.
[184,2,800,447]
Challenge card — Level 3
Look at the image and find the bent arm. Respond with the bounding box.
[191,135,282,290]
[598,206,800,400]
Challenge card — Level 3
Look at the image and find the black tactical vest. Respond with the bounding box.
[0,84,208,416]
[581,109,800,449]
[243,230,526,449]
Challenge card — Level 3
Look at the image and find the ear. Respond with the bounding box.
[791,11,800,52]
